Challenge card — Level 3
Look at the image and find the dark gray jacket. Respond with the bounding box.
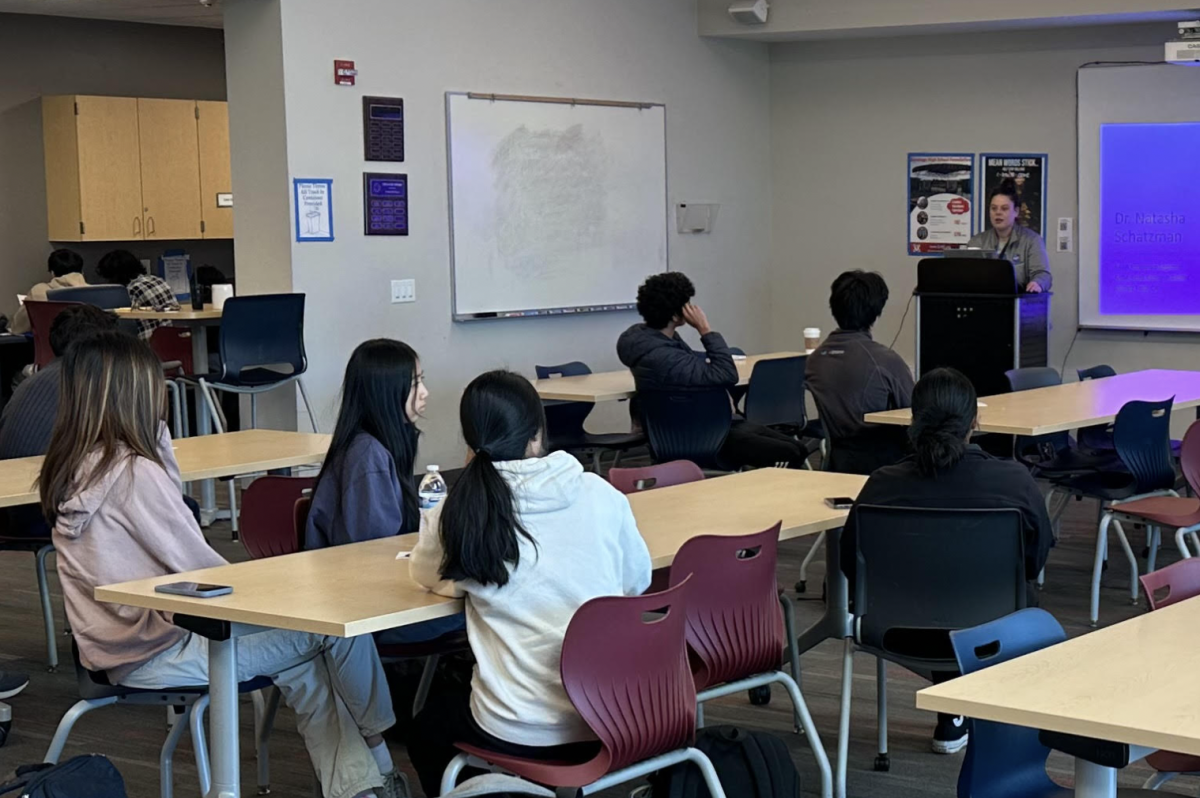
[616,323,737,392]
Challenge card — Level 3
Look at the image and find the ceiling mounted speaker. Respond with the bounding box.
[728,0,769,25]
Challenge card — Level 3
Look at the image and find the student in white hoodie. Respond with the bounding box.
[408,370,652,795]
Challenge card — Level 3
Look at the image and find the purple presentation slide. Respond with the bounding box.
[1099,122,1200,316]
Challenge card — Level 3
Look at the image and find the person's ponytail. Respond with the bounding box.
[437,371,545,587]
[907,368,977,477]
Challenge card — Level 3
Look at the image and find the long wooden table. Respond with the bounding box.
[0,429,330,509]
[98,468,865,798]
[917,597,1200,798]
[533,351,805,402]
[864,369,1200,435]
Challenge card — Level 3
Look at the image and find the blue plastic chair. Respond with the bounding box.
[191,294,317,432]
[1005,368,1113,477]
[46,284,130,310]
[949,609,1067,798]
[1076,366,1118,454]
[638,388,732,470]
[743,355,822,443]
[535,362,645,472]
[1052,398,1178,625]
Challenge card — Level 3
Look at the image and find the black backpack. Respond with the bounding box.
[649,726,801,798]
[0,755,128,798]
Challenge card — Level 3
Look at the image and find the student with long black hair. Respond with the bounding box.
[306,338,463,644]
[842,367,1053,754]
[406,370,652,796]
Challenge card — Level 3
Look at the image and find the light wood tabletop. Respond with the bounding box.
[533,351,806,402]
[917,596,1200,757]
[0,429,330,509]
[96,468,867,638]
[865,369,1200,436]
[114,305,223,321]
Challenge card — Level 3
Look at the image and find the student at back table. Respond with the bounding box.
[841,367,1053,755]
[10,249,89,335]
[616,272,812,469]
[806,270,914,474]
[96,249,179,340]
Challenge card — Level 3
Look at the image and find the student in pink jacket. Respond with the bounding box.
[39,332,404,798]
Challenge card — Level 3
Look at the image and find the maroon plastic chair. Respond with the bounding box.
[608,460,705,495]
[239,476,316,560]
[668,524,832,798]
[1109,419,1200,562]
[25,300,80,369]
[293,495,312,550]
[1136,558,1200,788]
[440,579,727,797]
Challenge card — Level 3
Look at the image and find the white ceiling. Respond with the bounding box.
[0,0,221,28]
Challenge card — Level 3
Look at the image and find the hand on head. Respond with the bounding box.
[681,303,712,335]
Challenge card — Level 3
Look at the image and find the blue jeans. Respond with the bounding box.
[374,613,465,645]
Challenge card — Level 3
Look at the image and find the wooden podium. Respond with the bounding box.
[915,257,1050,397]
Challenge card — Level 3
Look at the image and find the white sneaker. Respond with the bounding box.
[932,715,968,754]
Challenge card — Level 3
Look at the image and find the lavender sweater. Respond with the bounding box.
[51,425,225,682]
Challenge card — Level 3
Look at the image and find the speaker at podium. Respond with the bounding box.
[915,256,1050,397]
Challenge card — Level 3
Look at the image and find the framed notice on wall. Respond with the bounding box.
[979,153,1047,239]
[907,153,975,255]
[294,178,334,242]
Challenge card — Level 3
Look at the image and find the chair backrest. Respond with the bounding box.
[638,388,731,470]
[24,300,80,369]
[743,355,807,429]
[668,524,784,691]
[560,578,696,777]
[1140,558,1200,611]
[149,325,194,374]
[1077,365,1117,381]
[608,460,705,494]
[535,362,594,441]
[294,495,312,550]
[239,476,316,559]
[46,284,130,310]
[1112,398,1176,494]
[948,608,1066,798]
[218,294,307,384]
[853,505,1027,666]
[1178,419,1200,496]
[1004,367,1061,393]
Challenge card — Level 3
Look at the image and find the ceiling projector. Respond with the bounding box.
[1166,20,1200,64]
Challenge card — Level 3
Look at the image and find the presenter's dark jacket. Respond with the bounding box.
[966,225,1052,291]
[840,445,1054,593]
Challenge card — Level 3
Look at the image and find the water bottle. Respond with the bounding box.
[418,465,448,511]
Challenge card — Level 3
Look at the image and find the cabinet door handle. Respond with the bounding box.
[134,216,142,237]
[147,216,156,237]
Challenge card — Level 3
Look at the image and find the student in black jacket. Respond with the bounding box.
[842,367,1053,754]
[616,272,810,469]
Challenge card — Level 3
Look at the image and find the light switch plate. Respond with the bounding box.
[391,279,415,304]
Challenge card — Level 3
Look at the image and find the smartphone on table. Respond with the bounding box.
[154,582,233,598]
[824,497,855,510]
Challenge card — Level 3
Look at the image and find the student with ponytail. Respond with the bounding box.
[841,367,1053,754]
[407,370,652,796]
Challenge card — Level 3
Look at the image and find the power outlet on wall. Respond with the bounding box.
[391,279,416,304]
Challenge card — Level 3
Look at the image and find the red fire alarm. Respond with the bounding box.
[334,60,357,86]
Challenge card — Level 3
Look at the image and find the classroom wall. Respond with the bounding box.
[698,0,1193,38]
[768,22,1200,429]
[236,0,772,466]
[0,13,230,323]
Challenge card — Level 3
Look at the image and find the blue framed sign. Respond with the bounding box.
[294,178,334,242]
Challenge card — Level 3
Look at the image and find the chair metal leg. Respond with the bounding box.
[1143,771,1176,790]
[1190,530,1200,557]
[797,536,823,594]
[160,701,194,798]
[685,748,730,798]
[696,701,705,729]
[875,658,889,772]
[34,544,58,672]
[191,694,211,798]
[773,673,833,798]
[780,594,802,692]
[413,654,439,718]
[1178,526,1194,560]
[1110,516,1139,604]
[1037,566,1046,588]
[1147,526,1159,574]
[256,687,281,795]
[166,380,183,440]
[440,752,471,795]
[228,479,240,540]
[590,450,603,474]
[199,379,226,434]
[1091,513,1114,626]
[297,379,319,433]
[836,639,853,798]
[44,698,117,763]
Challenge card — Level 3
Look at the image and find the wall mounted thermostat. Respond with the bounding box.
[363,172,408,236]
[363,96,405,162]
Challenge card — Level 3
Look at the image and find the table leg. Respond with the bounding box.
[793,528,854,657]
[190,327,217,524]
[1073,758,1116,798]
[208,635,240,798]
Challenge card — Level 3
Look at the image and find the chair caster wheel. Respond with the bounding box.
[795,580,806,594]
[255,787,271,796]
[748,685,771,705]
[46,666,56,674]
[873,754,890,772]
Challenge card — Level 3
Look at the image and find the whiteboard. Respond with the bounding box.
[446,92,667,320]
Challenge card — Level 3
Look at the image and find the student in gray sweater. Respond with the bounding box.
[305,338,464,644]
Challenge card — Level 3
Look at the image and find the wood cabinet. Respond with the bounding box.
[197,100,234,239]
[42,95,233,242]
